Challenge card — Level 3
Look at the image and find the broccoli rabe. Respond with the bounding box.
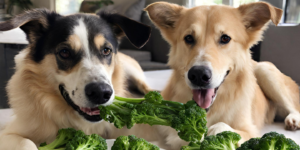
[171,100,207,142]
[99,91,183,129]
[110,135,130,150]
[65,133,107,150]
[200,131,241,150]
[99,91,207,143]
[237,132,300,150]
[39,128,77,150]
[180,141,201,150]
[236,138,260,150]
[111,135,159,150]
[38,128,107,150]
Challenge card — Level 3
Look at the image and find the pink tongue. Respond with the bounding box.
[192,89,214,109]
[80,107,100,115]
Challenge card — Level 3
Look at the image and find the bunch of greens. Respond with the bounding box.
[180,141,201,150]
[181,131,241,150]
[200,131,241,150]
[237,132,300,150]
[38,128,107,150]
[99,92,300,150]
[181,131,300,150]
[99,91,207,143]
[111,135,159,150]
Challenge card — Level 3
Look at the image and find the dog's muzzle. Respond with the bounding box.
[188,66,230,109]
[59,85,102,122]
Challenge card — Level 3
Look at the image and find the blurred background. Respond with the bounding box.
[0,0,299,108]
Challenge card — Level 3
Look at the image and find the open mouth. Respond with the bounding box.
[192,87,219,109]
[59,85,102,122]
[192,70,230,109]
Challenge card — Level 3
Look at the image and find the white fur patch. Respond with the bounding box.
[285,112,300,130]
[207,122,234,136]
[74,18,90,59]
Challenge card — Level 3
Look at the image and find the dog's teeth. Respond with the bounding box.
[79,107,100,116]
[91,110,100,115]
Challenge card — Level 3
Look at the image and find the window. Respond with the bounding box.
[283,0,300,24]
[185,0,259,8]
[56,0,83,15]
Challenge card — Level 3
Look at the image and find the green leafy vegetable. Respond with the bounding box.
[38,128,107,150]
[200,131,241,150]
[180,141,201,150]
[237,132,300,150]
[111,135,159,150]
[236,138,260,150]
[99,91,207,143]
[38,128,77,150]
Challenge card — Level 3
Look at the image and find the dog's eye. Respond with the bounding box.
[59,49,71,59]
[184,35,195,44]
[102,47,112,56]
[220,34,231,44]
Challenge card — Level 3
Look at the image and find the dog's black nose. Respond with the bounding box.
[188,66,212,87]
[85,82,113,104]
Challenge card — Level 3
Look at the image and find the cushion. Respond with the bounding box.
[120,49,151,62]
[139,61,169,71]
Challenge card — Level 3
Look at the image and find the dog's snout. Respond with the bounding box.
[188,66,212,87]
[85,82,113,104]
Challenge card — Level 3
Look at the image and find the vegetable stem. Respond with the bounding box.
[114,96,145,103]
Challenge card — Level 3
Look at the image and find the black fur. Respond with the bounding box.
[99,12,152,49]
[0,9,151,71]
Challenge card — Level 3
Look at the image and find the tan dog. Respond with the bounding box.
[0,9,174,150]
[145,1,300,148]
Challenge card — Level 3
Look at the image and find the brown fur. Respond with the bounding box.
[68,35,82,51]
[146,1,300,148]
[94,34,106,50]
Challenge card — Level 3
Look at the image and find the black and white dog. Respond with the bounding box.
[0,9,173,150]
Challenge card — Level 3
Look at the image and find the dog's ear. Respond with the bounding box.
[100,13,151,49]
[144,2,183,29]
[0,9,61,44]
[238,2,283,31]
[238,2,282,48]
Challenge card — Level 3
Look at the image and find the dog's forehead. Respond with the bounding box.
[183,6,240,29]
[48,14,117,49]
[186,5,236,20]
[178,5,245,41]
